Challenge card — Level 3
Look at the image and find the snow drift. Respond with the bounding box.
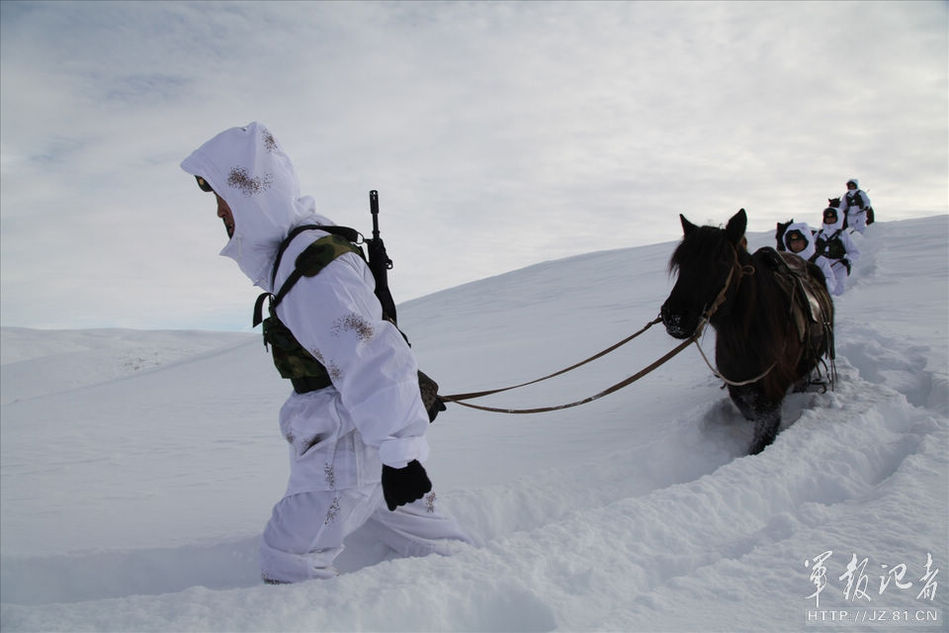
[1,215,946,632]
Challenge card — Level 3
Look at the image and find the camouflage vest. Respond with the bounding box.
[815,229,847,261]
[251,226,444,420]
[846,190,867,210]
[253,227,365,393]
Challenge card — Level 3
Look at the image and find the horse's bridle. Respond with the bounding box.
[690,243,777,387]
[696,243,752,333]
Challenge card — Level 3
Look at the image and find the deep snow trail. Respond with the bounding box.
[1,218,946,632]
[3,351,945,631]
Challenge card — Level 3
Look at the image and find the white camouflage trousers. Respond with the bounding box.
[260,482,471,583]
[829,260,850,296]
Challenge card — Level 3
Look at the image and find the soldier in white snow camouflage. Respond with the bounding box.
[182,123,470,584]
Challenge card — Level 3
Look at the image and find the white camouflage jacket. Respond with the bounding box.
[181,123,429,494]
[817,214,860,265]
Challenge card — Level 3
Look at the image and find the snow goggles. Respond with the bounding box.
[787,231,806,243]
[195,176,214,193]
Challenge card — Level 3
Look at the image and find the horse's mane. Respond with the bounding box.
[669,225,737,274]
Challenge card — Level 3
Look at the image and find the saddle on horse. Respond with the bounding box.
[760,247,836,370]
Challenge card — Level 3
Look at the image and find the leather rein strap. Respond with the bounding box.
[439,245,766,415]
[444,331,698,414]
[440,316,663,404]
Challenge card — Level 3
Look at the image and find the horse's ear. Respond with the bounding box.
[680,214,698,236]
[726,209,747,245]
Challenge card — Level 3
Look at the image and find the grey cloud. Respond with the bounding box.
[0,1,945,331]
[103,74,193,105]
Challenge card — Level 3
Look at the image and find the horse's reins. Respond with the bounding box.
[692,336,778,387]
[440,321,698,414]
[441,316,662,403]
[440,261,732,414]
[439,244,778,415]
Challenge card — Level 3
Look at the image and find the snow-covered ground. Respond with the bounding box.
[1,215,946,632]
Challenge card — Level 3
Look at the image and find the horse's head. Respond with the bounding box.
[775,219,794,251]
[661,209,747,339]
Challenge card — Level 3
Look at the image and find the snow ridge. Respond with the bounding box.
[1,216,946,632]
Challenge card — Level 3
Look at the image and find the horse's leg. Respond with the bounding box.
[748,406,781,455]
[729,385,763,421]
[729,386,782,455]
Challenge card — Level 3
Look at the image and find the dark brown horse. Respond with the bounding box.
[660,209,835,454]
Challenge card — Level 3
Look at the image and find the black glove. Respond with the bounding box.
[381,460,432,511]
[427,396,447,423]
[417,371,445,423]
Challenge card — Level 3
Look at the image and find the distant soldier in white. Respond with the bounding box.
[181,123,470,584]
[814,206,860,296]
[782,222,838,296]
[840,178,874,234]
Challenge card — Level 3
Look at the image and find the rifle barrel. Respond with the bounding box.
[369,190,380,240]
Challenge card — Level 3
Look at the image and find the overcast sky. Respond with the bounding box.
[1,1,946,332]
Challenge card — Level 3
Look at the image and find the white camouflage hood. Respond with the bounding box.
[782,222,816,260]
[822,208,845,233]
[181,122,330,291]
